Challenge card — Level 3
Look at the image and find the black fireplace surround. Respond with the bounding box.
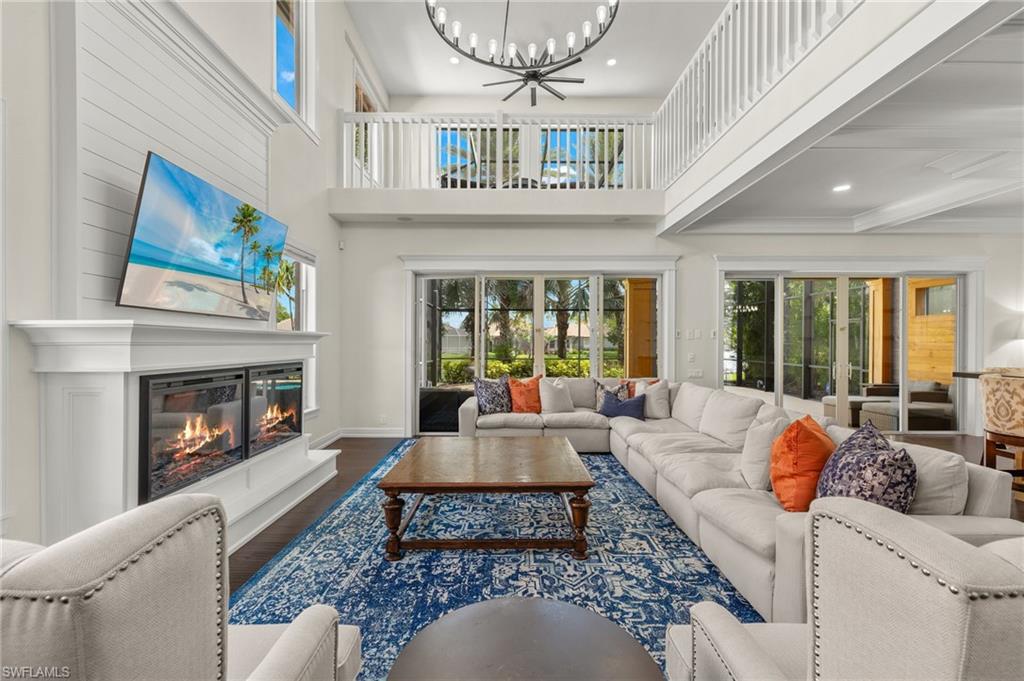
[139,363,303,503]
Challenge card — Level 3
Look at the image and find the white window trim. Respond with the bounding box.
[277,238,320,419]
[401,255,679,437]
[352,59,385,185]
[271,0,319,144]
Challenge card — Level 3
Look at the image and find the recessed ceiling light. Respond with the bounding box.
[449,56,460,65]
[606,58,617,66]
[832,184,851,192]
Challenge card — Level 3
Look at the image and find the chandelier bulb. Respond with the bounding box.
[527,42,537,63]
[508,42,518,61]
[566,31,576,55]
[488,38,498,62]
[469,32,478,55]
[582,20,592,43]
[596,5,607,28]
[546,38,556,59]
[427,0,436,8]
[436,7,447,29]
[451,20,461,44]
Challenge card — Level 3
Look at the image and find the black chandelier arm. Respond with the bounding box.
[502,82,530,101]
[543,76,585,84]
[540,56,584,78]
[482,78,525,87]
[424,0,619,74]
[537,81,567,101]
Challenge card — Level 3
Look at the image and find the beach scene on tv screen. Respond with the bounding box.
[119,154,288,320]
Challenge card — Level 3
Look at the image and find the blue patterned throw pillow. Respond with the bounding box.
[816,421,917,513]
[599,393,646,420]
[595,383,629,411]
[473,376,511,415]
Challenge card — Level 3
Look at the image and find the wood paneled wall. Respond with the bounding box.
[907,277,957,385]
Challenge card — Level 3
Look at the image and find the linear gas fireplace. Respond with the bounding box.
[140,362,303,502]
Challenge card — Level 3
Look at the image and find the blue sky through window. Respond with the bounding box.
[276,14,297,110]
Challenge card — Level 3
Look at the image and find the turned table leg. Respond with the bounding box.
[383,492,405,561]
[569,491,591,560]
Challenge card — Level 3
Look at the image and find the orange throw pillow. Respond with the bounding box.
[770,415,836,512]
[509,375,542,413]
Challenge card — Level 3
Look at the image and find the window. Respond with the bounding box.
[274,0,315,131]
[917,283,956,316]
[602,277,657,378]
[436,127,520,188]
[275,245,318,415]
[484,278,534,378]
[722,279,774,397]
[540,127,624,188]
[544,279,590,377]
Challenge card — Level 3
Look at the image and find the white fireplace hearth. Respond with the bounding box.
[12,320,338,553]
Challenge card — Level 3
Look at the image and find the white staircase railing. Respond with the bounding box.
[338,112,655,190]
[654,0,865,189]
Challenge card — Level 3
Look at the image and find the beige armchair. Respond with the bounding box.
[0,494,361,681]
[668,497,1024,681]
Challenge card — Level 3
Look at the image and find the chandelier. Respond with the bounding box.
[425,0,620,106]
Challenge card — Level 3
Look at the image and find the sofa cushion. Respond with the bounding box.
[983,537,1024,570]
[672,383,715,430]
[827,426,968,515]
[754,403,790,425]
[473,376,511,415]
[816,422,918,514]
[646,450,742,476]
[633,431,734,457]
[563,377,599,409]
[636,379,671,419]
[609,416,689,443]
[227,624,362,681]
[741,417,790,491]
[541,408,609,429]
[660,461,749,497]
[509,375,542,413]
[692,489,786,559]
[917,516,1024,549]
[699,390,764,449]
[540,378,575,413]
[476,412,543,429]
[599,393,645,419]
[771,416,835,512]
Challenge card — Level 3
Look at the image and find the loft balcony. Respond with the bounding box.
[329,112,663,223]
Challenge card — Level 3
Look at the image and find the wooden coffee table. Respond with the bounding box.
[377,437,595,561]
[388,597,663,680]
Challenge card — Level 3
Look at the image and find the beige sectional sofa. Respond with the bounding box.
[458,378,1024,622]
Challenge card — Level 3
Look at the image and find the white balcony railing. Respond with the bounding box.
[338,1,864,193]
[339,112,655,190]
[653,0,864,188]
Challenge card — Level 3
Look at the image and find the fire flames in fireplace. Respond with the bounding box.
[172,414,234,459]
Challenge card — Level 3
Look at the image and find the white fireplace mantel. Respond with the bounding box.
[13,320,328,373]
[12,320,337,550]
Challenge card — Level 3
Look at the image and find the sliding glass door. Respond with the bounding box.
[721,271,963,433]
[483,278,536,378]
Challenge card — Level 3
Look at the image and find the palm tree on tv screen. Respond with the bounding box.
[260,244,279,293]
[276,259,297,330]
[230,203,262,304]
[249,239,263,291]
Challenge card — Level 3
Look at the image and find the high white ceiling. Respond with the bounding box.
[693,16,1024,234]
[346,0,728,99]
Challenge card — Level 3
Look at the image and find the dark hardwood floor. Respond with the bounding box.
[229,436,403,592]
[229,432,1021,592]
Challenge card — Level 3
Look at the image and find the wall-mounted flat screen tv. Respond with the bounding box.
[116,152,289,321]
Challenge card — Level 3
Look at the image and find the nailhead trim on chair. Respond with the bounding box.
[692,618,738,681]
[809,511,1021,680]
[0,505,226,680]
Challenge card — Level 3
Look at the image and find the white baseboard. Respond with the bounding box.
[310,426,345,449]
[338,427,406,438]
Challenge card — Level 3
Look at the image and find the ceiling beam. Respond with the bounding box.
[815,125,1023,152]
[853,180,1024,232]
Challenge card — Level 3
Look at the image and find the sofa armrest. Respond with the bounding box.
[247,605,340,681]
[458,396,479,437]
[909,390,950,403]
[690,603,788,681]
[963,461,1012,518]
[863,383,899,397]
[771,511,808,623]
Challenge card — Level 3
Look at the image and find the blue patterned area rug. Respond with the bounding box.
[230,439,761,679]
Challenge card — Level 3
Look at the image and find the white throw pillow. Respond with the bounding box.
[672,383,715,430]
[636,380,671,419]
[540,378,575,413]
[740,417,790,490]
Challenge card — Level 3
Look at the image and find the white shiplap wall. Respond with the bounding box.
[55,0,285,323]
